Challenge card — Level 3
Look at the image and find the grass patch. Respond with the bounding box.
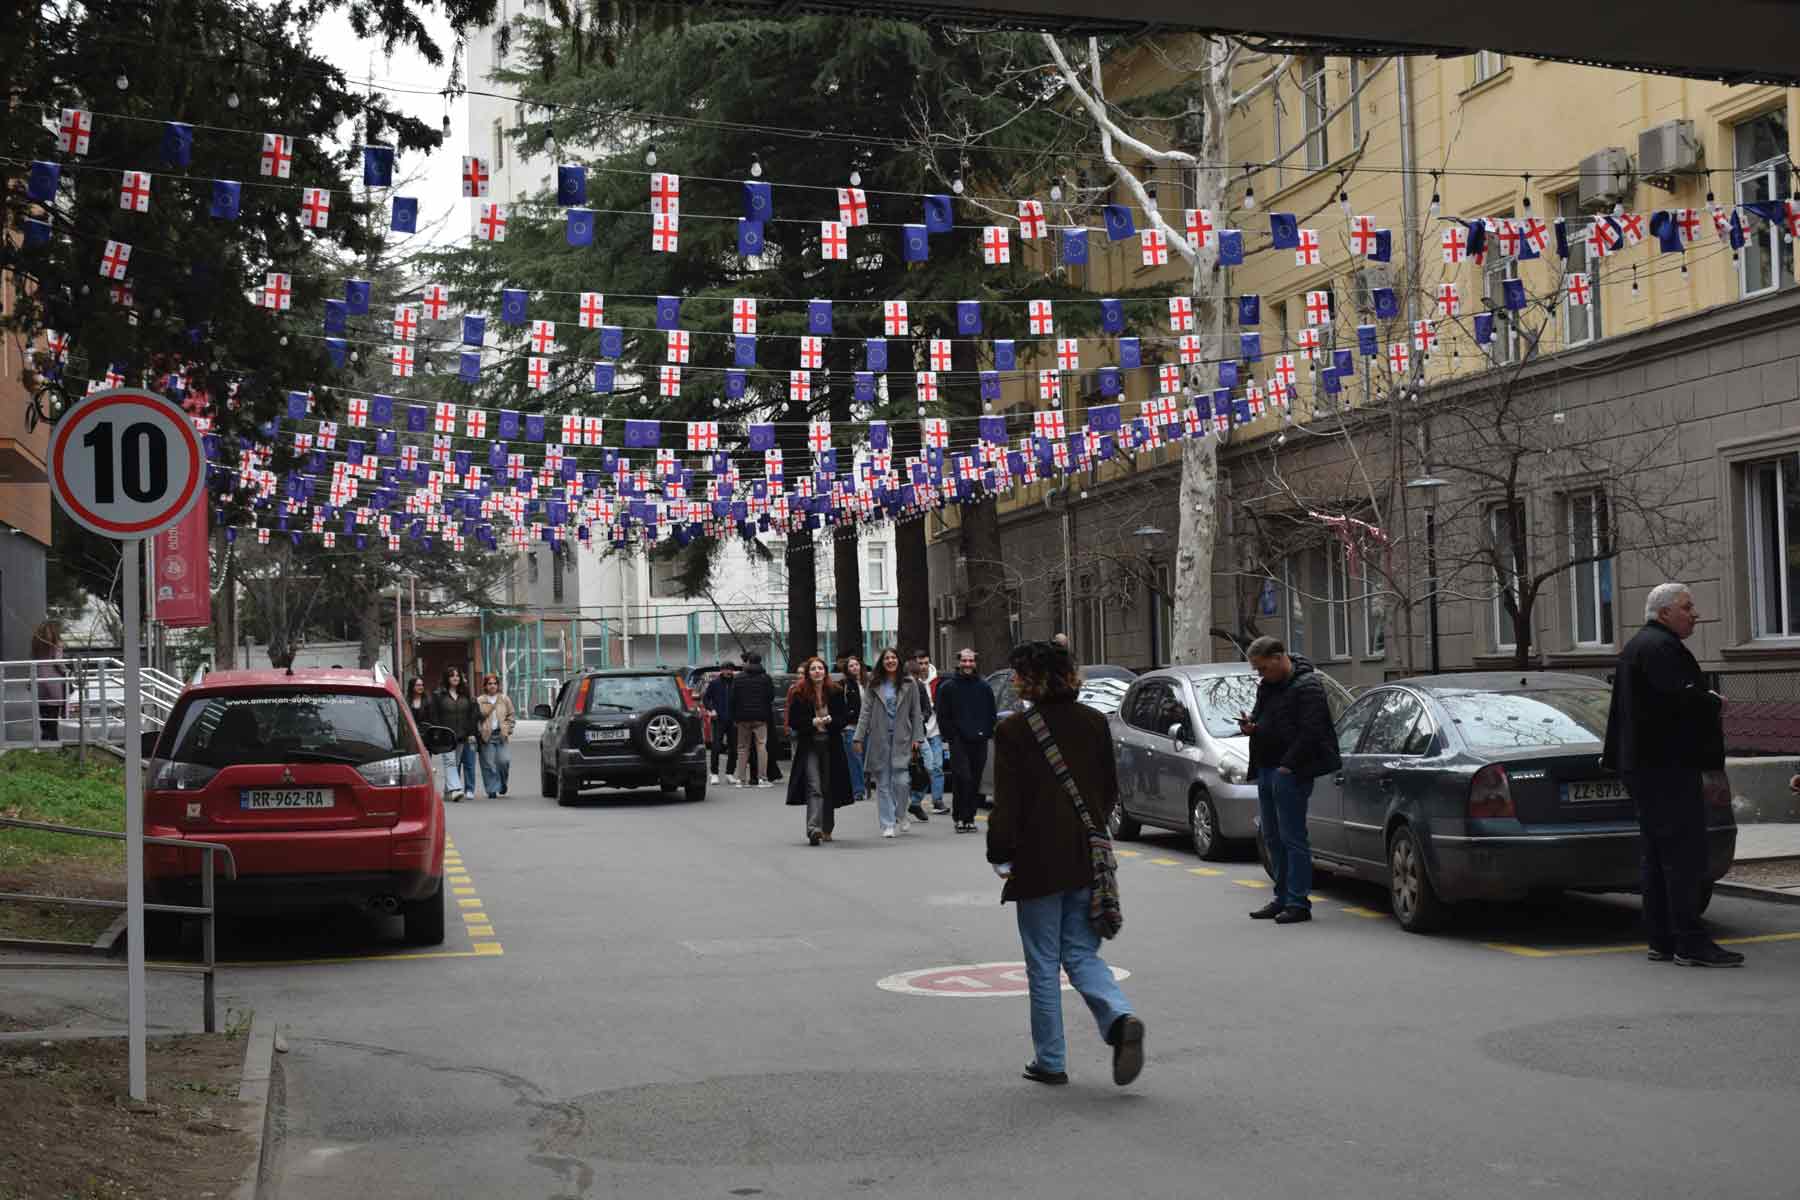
[0,750,126,943]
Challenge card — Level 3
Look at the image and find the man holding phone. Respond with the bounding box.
[1238,637,1341,925]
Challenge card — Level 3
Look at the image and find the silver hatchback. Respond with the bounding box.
[1109,665,1353,859]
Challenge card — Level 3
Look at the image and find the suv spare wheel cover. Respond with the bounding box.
[636,707,686,758]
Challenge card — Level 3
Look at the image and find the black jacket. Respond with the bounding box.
[839,674,862,727]
[432,688,482,741]
[702,675,735,724]
[935,671,998,743]
[1245,656,1342,780]
[784,688,856,809]
[730,665,776,724]
[1602,621,1723,773]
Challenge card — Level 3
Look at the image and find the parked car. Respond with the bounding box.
[1270,672,1738,932]
[143,666,457,946]
[980,664,1140,796]
[535,669,708,804]
[1111,665,1354,860]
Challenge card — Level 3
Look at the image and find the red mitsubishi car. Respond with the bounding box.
[144,666,457,946]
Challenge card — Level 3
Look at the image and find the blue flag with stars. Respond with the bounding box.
[593,363,615,393]
[1100,298,1124,334]
[27,161,59,202]
[390,197,417,232]
[866,339,888,372]
[371,395,394,424]
[1238,294,1260,326]
[726,370,747,400]
[737,219,765,257]
[462,315,485,346]
[363,146,393,186]
[162,123,193,167]
[325,338,346,368]
[923,194,953,234]
[734,335,757,367]
[1473,313,1494,346]
[1241,332,1262,362]
[869,421,890,450]
[1103,204,1136,241]
[501,289,529,326]
[748,423,776,452]
[566,208,595,246]
[323,300,346,334]
[978,372,999,403]
[1119,338,1141,370]
[993,340,1015,371]
[1357,324,1379,357]
[460,352,481,382]
[1269,212,1299,249]
[903,224,929,261]
[1098,369,1122,399]
[345,279,370,316]
[1218,229,1245,265]
[499,410,520,439]
[1219,361,1239,388]
[1370,229,1393,262]
[624,420,659,449]
[655,296,681,330]
[957,300,982,335]
[854,372,876,404]
[558,164,587,206]
[1502,277,1527,312]
[1060,227,1089,265]
[600,326,623,358]
[210,179,240,220]
[743,180,772,221]
[1372,287,1399,320]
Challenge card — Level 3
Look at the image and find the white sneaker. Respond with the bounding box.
[710,773,720,784]
[899,816,913,832]
[881,826,897,838]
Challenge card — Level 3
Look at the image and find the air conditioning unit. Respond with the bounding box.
[933,592,966,624]
[1638,120,1701,187]
[1351,266,1393,313]
[1576,147,1633,211]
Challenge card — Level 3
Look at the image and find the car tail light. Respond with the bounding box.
[357,754,428,789]
[677,676,697,711]
[149,758,218,792]
[574,676,592,714]
[1467,764,1514,819]
[1702,769,1732,811]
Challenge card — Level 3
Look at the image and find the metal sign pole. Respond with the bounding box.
[123,535,147,1101]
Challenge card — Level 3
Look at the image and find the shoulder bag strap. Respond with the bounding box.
[1024,707,1102,835]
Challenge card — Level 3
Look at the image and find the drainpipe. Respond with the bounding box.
[1395,56,1420,674]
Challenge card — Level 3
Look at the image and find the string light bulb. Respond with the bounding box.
[226,89,240,109]
[441,113,451,134]
[849,170,861,187]
[1242,165,1256,211]
[115,71,129,91]
[644,144,658,167]
[750,155,762,178]
[1429,173,1441,220]
[1050,178,1063,203]
[1338,189,1351,219]
[1631,267,1640,297]
[952,176,964,195]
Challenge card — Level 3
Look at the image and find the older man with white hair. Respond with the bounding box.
[1601,583,1739,967]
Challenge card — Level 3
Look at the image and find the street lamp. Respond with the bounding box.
[1134,526,1168,665]
[1404,475,1449,674]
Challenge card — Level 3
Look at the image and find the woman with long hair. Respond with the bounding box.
[785,656,855,845]
[838,654,866,801]
[852,646,925,838]
[405,676,431,726]
[31,620,66,744]
[433,666,482,802]
[987,640,1143,1088]
[476,673,517,799]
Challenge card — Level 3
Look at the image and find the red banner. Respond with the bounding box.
[153,501,210,628]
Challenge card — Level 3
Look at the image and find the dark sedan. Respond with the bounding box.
[1271,672,1737,932]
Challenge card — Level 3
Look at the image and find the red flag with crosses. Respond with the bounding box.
[1295,228,1321,266]
[466,409,488,439]
[1304,290,1331,326]
[923,417,949,448]
[982,226,1010,264]
[1184,208,1214,248]
[1158,363,1181,393]
[1055,338,1079,371]
[59,108,93,155]
[916,372,939,404]
[1140,228,1168,266]
[1168,296,1194,331]
[652,211,679,253]
[820,221,849,260]
[650,172,681,217]
[584,417,603,446]
[1413,319,1438,355]
[347,397,369,426]
[808,421,831,453]
[1350,214,1378,257]
[1436,283,1461,317]
[1178,334,1201,364]
[562,415,582,443]
[462,156,489,197]
[837,186,869,228]
[789,370,811,403]
[261,271,291,310]
[929,339,952,371]
[1028,299,1053,335]
[687,421,719,451]
[660,365,682,396]
[1037,370,1060,402]
[528,320,557,354]
[732,297,757,334]
[391,345,415,378]
[393,305,419,342]
[578,292,605,329]
[301,187,330,229]
[477,203,507,242]
[528,357,552,391]
[667,330,691,363]
[100,240,132,281]
[884,300,909,336]
[119,170,150,213]
[800,336,823,369]
[433,403,457,433]
[260,133,293,179]
[419,284,448,321]
[1018,199,1046,240]
[1296,327,1320,360]
[1442,224,1468,264]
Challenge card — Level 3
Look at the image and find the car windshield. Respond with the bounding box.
[1188,674,1263,738]
[1436,689,1612,752]
[162,690,410,767]
[1077,678,1130,715]
[587,675,682,713]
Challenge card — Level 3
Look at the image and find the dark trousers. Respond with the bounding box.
[1624,769,1709,953]
[948,735,988,823]
[710,722,738,776]
[38,702,60,742]
[1257,767,1314,910]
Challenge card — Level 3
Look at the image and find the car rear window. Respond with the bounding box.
[586,675,683,713]
[162,690,410,767]
[1437,689,1611,752]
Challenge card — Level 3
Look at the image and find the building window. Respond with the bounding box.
[551,548,564,603]
[1568,490,1615,648]
[866,541,889,594]
[490,27,506,66]
[766,542,788,596]
[1747,453,1800,639]
[1558,191,1601,345]
[491,119,505,171]
[1735,110,1794,299]
[1487,501,1525,650]
[1280,552,1310,657]
[1271,299,1289,351]
[1472,51,1507,84]
[1483,210,1520,364]
[1299,56,1329,169]
[1362,563,1387,658]
[1077,573,1105,662]
[581,635,608,670]
[527,552,539,585]
[1326,542,1351,659]
[649,555,686,599]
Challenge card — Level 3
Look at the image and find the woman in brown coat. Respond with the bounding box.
[987,640,1144,1088]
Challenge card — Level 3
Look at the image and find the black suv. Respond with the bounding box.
[535,671,707,804]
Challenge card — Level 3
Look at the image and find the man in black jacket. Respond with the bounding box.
[936,647,999,832]
[730,653,777,788]
[1602,583,1740,967]
[702,663,738,785]
[1237,637,1341,925]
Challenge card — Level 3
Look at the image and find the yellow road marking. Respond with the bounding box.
[471,942,504,956]
[1485,930,1800,959]
[457,898,483,909]
[460,911,486,923]
[1115,849,1141,858]
[1149,857,1182,866]
[1232,878,1272,889]
[452,886,477,896]
[1341,905,1388,919]
[466,924,494,936]
[1188,867,1224,877]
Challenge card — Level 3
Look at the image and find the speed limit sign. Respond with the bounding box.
[49,386,205,538]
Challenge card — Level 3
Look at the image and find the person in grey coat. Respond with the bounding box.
[853,646,926,838]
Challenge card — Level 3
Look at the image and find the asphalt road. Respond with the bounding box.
[12,731,1800,1199]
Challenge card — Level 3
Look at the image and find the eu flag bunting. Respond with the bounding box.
[978,372,999,402]
[371,395,394,424]
[323,300,346,334]
[1103,204,1136,241]
[600,326,623,358]
[1240,332,1262,362]
[748,424,776,451]
[1060,227,1088,265]
[462,315,485,346]
[1218,229,1245,266]
[162,124,193,167]
[27,161,59,202]
[210,179,241,220]
[743,180,771,221]
[923,194,953,234]
[1091,403,1122,431]
[726,370,747,400]
[459,352,481,382]
[993,340,1015,371]
[1268,212,1299,249]
[391,197,418,232]
[737,220,765,256]
[567,209,595,246]
[1473,313,1494,346]
[855,373,876,404]
[501,289,529,326]
[808,299,832,334]
[1218,361,1239,388]
[655,296,681,330]
[1099,367,1121,398]
[558,164,587,206]
[866,339,888,371]
[363,146,394,187]
[1357,325,1379,357]
[593,363,615,393]
[734,335,757,367]
[957,300,982,335]
[1372,287,1399,320]
[345,279,371,316]
[1119,338,1141,370]
[903,225,929,261]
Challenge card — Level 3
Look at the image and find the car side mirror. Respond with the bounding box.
[532,703,553,719]
[1166,723,1186,746]
[420,724,459,755]
[141,729,163,758]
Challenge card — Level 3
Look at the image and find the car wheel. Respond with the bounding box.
[1189,791,1227,861]
[1108,803,1141,841]
[556,771,580,807]
[402,878,445,946]
[1696,881,1714,916]
[540,768,556,799]
[1388,824,1449,933]
[685,778,707,803]
[634,707,689,761]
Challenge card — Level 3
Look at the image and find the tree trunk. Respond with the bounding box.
[895,515,931,657]
[957,498,1012,666]
[1170,438,1220,664]
[786,527,818,669]
[212,533,237,669]
[356,586,384,669]
[832,526,864,665]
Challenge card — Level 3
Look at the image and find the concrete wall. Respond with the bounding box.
[0,531,47,660]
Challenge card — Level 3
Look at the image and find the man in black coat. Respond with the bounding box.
[730,652,777,788]
[702,663,738,785]
[936,647,999,832]
[1602,583,1740,967]
[1237,637,1342,925]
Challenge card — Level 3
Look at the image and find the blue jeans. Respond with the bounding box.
[1257,767,1314,910]
[479,736,511,797]
[842,728,864,798]
[1014,887,1133,1074]
[910,734,945,806]
[442,741,478,797]
[870,760,906,829]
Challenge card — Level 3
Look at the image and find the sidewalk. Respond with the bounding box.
[1734,823,1800,863]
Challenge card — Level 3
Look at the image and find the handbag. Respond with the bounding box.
[1023,708,1123,939]
[908,746,930,793]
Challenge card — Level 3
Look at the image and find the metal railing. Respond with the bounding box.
[0,658,185,752]
[0,817,235,1032]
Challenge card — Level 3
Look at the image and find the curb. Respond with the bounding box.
[95,911,128,953]
[1715,879,1800,907]
[233,1011,278,1200]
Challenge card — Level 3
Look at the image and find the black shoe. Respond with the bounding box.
[1022,1061,1068,1086]
[1647,944,1675,962]
[931,804,951,815]
[1674,943,1745,967]
[1249,900,1284,920]
[807,830,821,846]
[1273,907,1313,925]
[1108,1015,1145,1086]
[909,804,930,821]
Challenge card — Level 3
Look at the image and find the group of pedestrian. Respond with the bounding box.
[407,667,516,802]
[701,653,785,788]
